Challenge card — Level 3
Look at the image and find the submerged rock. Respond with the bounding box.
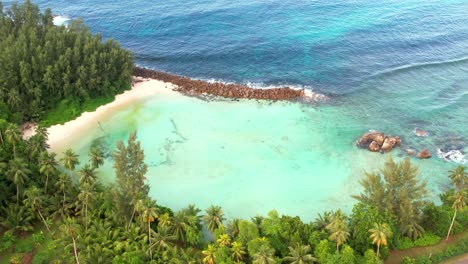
[413,128,429,137]
[406,149,416,156]
[417,149,432,159]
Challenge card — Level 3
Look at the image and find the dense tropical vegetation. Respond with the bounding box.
[0,122,466,263]
[0,0,133,124]
[0,1,467,263]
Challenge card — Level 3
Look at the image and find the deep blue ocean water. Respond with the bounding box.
[5,0,467,94]
[4,0,467,217]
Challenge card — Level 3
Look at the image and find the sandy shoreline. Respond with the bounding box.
[22,74,325,151]
[46,78,179,150]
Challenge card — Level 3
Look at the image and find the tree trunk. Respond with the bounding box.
[85,202,88,233]
[446,209,457,240]
[16,184,19,205]
[148,221,152,260]
[376,242,380,258]
[72,236,80,264]
[13,143,16,159]
[62,190,66,215]
[336,241,339,252]
[38,209,51,232]
[0,132,4,147]
[44,173,49,195]
[128,206,136,230]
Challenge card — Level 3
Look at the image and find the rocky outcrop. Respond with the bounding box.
[357,132,386,148]
[368,141,381,152]
[133,67,326,101]
[357,131,401,153]
[417,149,431,159]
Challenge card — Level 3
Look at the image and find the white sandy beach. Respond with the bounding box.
[46,78,180,151]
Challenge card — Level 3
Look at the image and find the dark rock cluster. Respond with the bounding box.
[357,131,402,153]
[133,67,307,100]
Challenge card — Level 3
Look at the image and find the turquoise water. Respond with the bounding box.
[58,89,456,220]
[10,0,466,219]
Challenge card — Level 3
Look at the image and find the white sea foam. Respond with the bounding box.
[53,15,70,26]
[437,148,467,164]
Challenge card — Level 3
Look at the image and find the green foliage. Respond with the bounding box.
[10,253,23,264]
[326,245,356,264]
[14,239,34,253]
[348,203,396,254]
[32,231,44,247]
[353,158,428,239]
[112,131,149,226]
[314,239,333,263]
[0,230,16,253]
[421,203,452,237]
[0,1,133,123]
[401,238,468,264]
[237,220,259,245]
[40,96,115,126]
[361,249,383,264]
[32,252,51,264]
[394,233,441,250]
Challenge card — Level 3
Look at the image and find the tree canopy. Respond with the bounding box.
[0,0,133,122]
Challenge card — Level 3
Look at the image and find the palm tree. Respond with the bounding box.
[152,225,176,253]
[202,244,216,264]
[216,233,231,247]
[56,173,71,215]
[172,211,189,244]
[158,212,172,228]
[23,186,50,232]
[326,218,350,252]
[78,164,96,185]
[230,241,246,262]
[141,200,158,260]
[368,223,392,258]
[59,217,81,264]
[88,147,104,169]
[448,166,467,191]
[283,245,317,264]
[446,190,466,240]
[253,244,276,264]
[314,211,332,230]
[5,123,21,158]
[39,151,58,194]
[7,158,31,204]
[61,148,80,179]
[0,203,34,234]
[203,205,225,234]
[227,218,241,238]
[78,183,94,232]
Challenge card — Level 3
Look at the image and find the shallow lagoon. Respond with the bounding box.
[52,76,459,221]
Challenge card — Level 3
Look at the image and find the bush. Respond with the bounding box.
[32,252,52,264]
[14,240,34,253]
[10,253,24,264]
[394,233,441,250]
[403,238,468,264]
[0,230,16,253]
[394,236,414,250]
[413,233,441,247]
[32,231,45,247]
